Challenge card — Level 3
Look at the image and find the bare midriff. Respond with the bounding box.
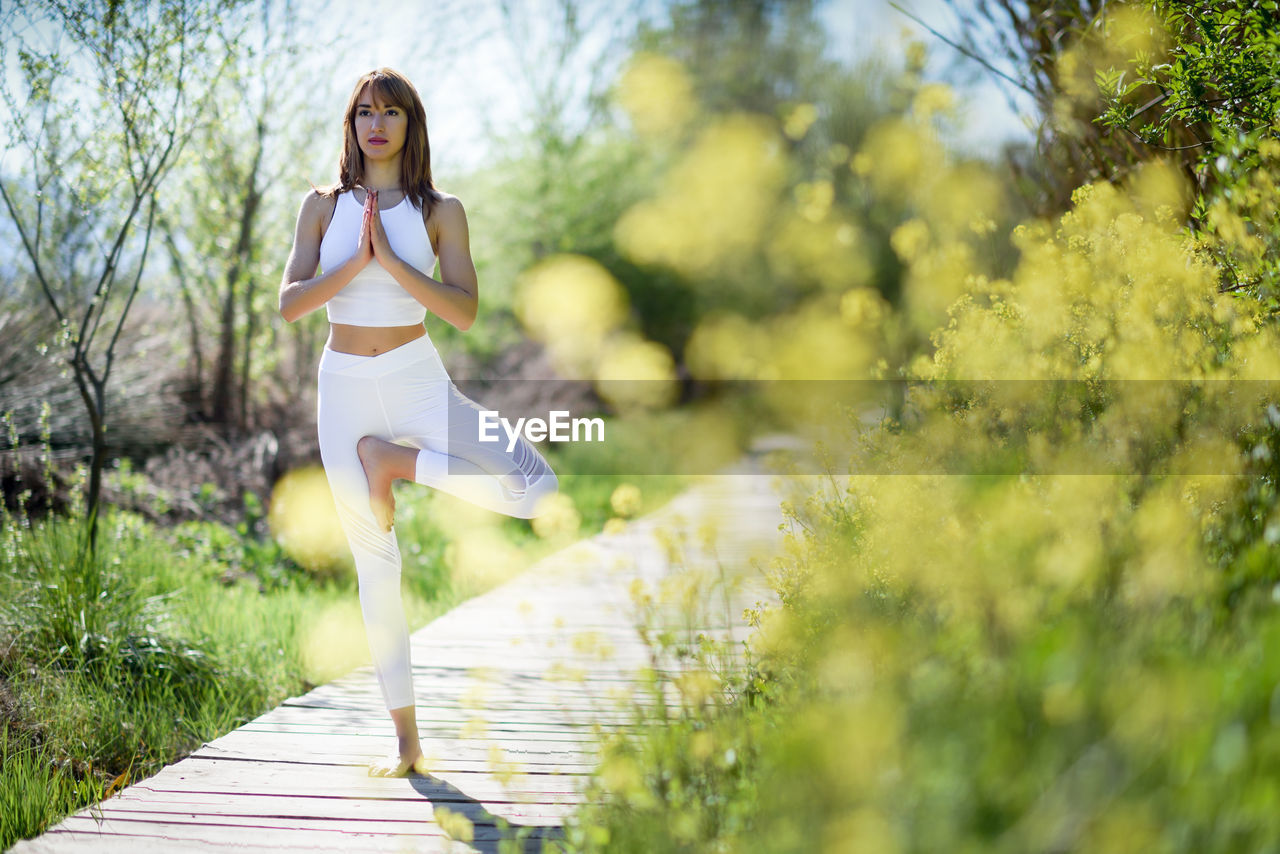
[327,323,427,356]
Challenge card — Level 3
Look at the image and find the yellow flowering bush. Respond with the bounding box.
[559,18,1280,854]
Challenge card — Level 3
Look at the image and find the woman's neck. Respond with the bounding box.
[362,159,401,192]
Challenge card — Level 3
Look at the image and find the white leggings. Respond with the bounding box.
[316,334,558,710]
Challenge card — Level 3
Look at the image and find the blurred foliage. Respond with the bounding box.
[451,132,660,362]
[461,0,947,376]
[616,0,912,358]
[553,3,1280,853]
[934,0,1143,211]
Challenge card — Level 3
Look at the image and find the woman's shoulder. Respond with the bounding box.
[423,192,467,254]
[429,191,466,221]
[298,186,341,215]
[424,191,465,224]
[430,189,462,208]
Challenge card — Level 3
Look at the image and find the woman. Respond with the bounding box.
[279,68,558,777]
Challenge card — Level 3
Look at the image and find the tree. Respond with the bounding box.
[0,0,249,547]
[921,0,1280,297]
[1092,1,1280,299]
[157,0,328,430]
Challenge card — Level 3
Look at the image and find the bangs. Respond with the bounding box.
[357,74,415,112]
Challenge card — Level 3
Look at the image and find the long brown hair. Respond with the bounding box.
[324,68,441,215]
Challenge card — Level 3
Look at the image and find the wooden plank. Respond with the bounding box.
[203,729,602,756]
[279,697,649,717]
[57,813,450,837]
[243,699,661,717]
[103,789,575,822]
[129,781,585,807]
[197,737,598,763]
[94,801,566,828]
[136,757,591,799]
[190,741,598,774]
[11,834,324,854]
[214,705,631,727]
[223,720,611,742]
[132,781,585,806]
[35,819,495,852]
[58,810,553,840]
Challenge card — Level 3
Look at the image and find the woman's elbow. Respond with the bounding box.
[455,302,478,332]
[280,301,305,325]
[278,286,302,323]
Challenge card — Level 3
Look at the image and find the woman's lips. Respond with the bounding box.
[368,137,387,145]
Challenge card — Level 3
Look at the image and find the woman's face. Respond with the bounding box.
[353,85,408,162]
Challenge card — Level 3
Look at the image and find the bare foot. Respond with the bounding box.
[357,436,398,532]
[368,749,429,778]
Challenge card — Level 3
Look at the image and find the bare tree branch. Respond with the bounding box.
[889,1,1035,98]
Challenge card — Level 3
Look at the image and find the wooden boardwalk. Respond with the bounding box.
[11,462,786,853]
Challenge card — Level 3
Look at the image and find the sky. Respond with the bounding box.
[821,0,1037,153]
[302,0,660,177]
[308,0,1035,179]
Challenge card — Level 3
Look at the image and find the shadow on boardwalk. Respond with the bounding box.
[409,773,564,853]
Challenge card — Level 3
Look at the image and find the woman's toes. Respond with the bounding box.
[367,752,425,777]
[368,754,408,777]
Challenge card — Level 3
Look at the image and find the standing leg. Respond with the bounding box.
[317,357,423,776]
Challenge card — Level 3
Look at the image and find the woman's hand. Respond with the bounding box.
[351,190,375,269]
[368,189,401,267]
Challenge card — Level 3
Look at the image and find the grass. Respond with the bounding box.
[0,723,103,843]
[0,434,691,850]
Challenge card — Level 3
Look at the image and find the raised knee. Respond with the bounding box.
[356,435,379,460]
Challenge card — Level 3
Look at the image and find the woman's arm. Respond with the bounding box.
[278,190,373,323]
[371,194,479,332]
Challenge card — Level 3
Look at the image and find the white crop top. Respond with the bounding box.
[319,191,436,327]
